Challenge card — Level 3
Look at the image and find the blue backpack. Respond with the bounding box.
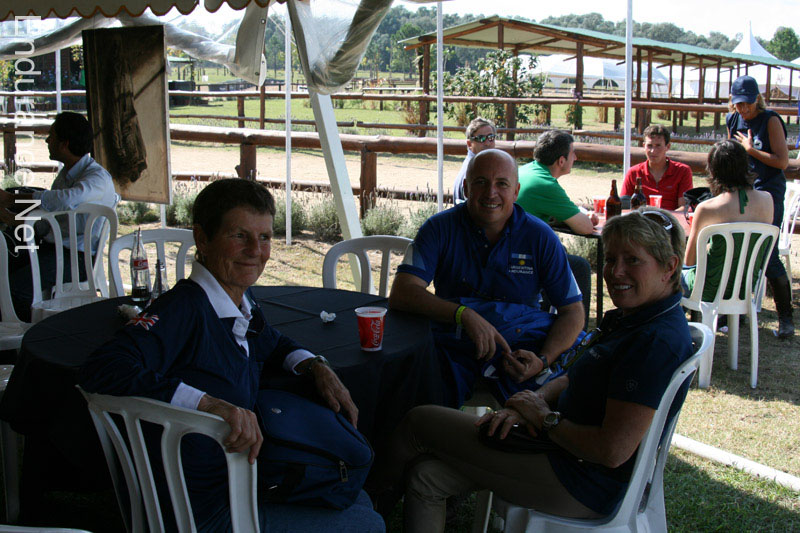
[255,389,374,510]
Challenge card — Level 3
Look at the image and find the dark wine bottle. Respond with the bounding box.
[606,179,622,219]
[630,177,647,210]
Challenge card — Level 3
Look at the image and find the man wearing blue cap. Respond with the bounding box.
[726,75,793,338]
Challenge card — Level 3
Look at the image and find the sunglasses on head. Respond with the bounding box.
[640,210,673,232]
[469,134,496,143]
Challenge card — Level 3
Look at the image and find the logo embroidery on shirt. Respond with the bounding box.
[753,137,763,150]
[127,314,159,330]
[508,252,534,274]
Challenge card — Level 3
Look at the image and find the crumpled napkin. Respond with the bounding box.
[118,304,143,321]
[320,310,336,323]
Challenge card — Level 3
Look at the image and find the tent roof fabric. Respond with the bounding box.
[401,16,799,72]
[1,0,265,21]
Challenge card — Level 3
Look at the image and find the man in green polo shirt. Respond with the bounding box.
[517,130,595,326]
[517,130,598,235]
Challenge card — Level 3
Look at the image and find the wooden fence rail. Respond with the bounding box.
[3,89,798,138]
[3,121,798,217]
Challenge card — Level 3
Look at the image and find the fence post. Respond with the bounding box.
[419,45,431,138]
[505,103,516,141]
[238,143,257,179]
[672,109,678,133]
[3,130,16,169]
[360,147,377,218]
[259,85,266,129]
[237,96,245,128]
[613,107,620,131]
[545,104,552,126]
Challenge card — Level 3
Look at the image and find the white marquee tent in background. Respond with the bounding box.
[528,53,670,95]
[658,24,800,99]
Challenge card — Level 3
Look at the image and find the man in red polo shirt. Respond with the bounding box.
[622,124,693,211]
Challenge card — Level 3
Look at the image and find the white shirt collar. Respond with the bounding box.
[64,153,93,184]
[189,262,252,321]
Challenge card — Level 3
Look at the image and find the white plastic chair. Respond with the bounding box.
[26,204,118,323]
[80,389,259,533]
[0,233,39,351]
[107,229,195,298]
[778,181,800,293]
[473,323,711,533]
[681,222,778,389]
[322,235,412,297]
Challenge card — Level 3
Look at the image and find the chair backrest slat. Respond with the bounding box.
[108,229,195,298]
[26,204,118,300]
[688,222,778,311]
[602,322,710,528]
[80,389,259,533]
[322,236,412,297]
[780,181,800,249]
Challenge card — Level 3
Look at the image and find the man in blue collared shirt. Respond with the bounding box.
[1,112,117,321]
[390,149,585,407]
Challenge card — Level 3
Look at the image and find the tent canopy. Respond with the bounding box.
[1,0,265,21]
[531,53,669,93]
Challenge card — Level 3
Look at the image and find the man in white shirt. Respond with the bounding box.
[0,112,117,321]
[452,117,496,204]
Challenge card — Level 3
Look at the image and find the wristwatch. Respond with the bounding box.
[542,411,562,434]
[303,355,330,376]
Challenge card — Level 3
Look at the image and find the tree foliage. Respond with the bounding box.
[765,27,800,61]
[438,50,544,128]
[540,13,740,51]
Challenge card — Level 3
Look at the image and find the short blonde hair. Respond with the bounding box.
[601,208,685,293]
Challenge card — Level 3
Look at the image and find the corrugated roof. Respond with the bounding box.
[401,16,799,72]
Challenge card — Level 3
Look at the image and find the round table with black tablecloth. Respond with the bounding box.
[0,285,444,514]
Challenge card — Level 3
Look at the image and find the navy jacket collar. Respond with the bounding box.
[601,291,683,332]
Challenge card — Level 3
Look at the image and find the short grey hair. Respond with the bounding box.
[466,117,496,139]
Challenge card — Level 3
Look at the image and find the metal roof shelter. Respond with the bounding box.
[401,16,799,107]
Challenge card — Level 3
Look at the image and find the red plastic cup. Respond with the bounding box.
[687,212,694,227]
[592,196,606,216]
[648,195,663,208]
[355,306,387,351]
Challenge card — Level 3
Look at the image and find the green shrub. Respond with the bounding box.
[563,235,598,271]
[565,103,583,127]
[117,201,159,225]
[273,196,308,235]
[400,202,437,239]
[1,173,19,189]
[166,191,198,228]
[307,196,342,242]
[361,203,404,236]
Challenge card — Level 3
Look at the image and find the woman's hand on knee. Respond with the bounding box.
[475,407,524,439]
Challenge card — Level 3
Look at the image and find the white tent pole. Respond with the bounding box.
[436,2,444,212]
[309,92,363,289]
[55,49,62,113]
[284,10,292,245]
[55,20,62,113]
[623,0,633,177]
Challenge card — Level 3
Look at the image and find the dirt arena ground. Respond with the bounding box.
[10,136,622,201]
